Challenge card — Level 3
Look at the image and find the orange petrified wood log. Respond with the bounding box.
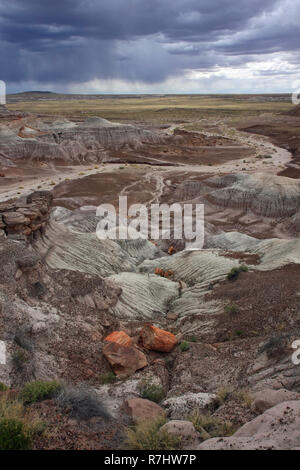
[104,331,133,348]
[140,324,178,353]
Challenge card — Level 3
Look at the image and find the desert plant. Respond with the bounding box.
[180,341,190,352]
[0,382,9,392]
[217,387,231,403]
[0,418,31,450]
[20,380,61,404]
[139,382,165,404]
[227,265,248,280]
[124,417,181,450]
[56,385,110,421]
[235,390,253,408]
[224,303,238,315]
[0,394,44,450]
[189,411,235,441]
[99,372,116,385]
[235,330,244,337]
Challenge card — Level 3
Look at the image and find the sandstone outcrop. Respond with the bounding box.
[205,173,300,217]
[0,190,53,240]
[252,388,300,414]
[197,401,300,450]
[0,116,164,165]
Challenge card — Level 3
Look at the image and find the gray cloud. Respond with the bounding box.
[0,0,299,91]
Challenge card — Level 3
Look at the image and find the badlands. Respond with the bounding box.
[0,94,299,450]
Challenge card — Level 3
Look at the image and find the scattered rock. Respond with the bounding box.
[0,191,53,240]
[140,324,178,353]
[103,342,148,377]
[27,191,53,206]
[126,397,165,424]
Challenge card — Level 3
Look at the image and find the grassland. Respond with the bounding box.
[6,94,293,124]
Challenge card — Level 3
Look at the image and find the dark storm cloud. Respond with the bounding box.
[0,0,299,88]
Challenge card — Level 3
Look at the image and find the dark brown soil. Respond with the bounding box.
[239,115,300,165]
[206,264,300,342]
[53,169,156,209]
[277,167,300,179]
[31,400,126,450]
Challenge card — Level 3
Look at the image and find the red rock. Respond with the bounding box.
[104,331,133,348]
[164,270,174,279]
[103,342,148,377]
[168,246,175,255]
[154,267,174,279]
[126,398,165,423]
[155,267,164,276]
[23,227,32,236]
[140,324,178,353]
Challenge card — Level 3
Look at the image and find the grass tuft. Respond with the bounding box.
[124,417,181,450]
[20,380,61,404]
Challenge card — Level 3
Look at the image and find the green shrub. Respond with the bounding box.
[227,265,248,281]
[224,303,238,315]
[139,383,165,404]
[99,372,116,385]
[20,380,61,404]
[235,330,244,337]
[0,394,44,450]
[0,382,9,392]
[0,418,31,450]
[180,341,190,352]
[124,417,181,450]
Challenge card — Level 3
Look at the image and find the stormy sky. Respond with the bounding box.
[0,0,300,93]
